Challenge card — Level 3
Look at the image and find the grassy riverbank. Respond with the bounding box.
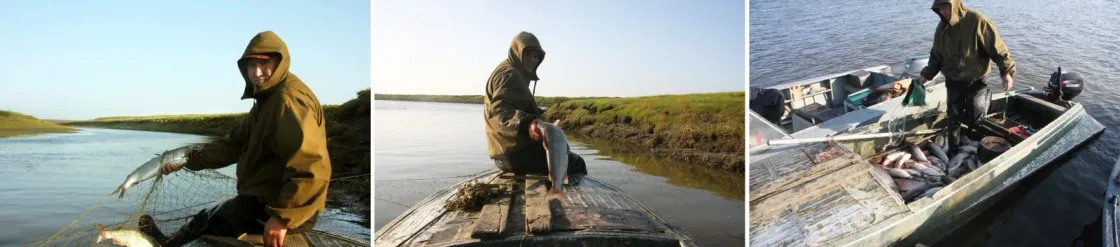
[377,92,746,173]
[66,89,372,218]
[545,92,745,172]
[0,110,77,138]
[374,93,606,106]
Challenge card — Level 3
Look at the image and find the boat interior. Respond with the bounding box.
[749,85,1093,246]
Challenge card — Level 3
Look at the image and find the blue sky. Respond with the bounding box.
[373,0,745,97]
[0,1,370,120]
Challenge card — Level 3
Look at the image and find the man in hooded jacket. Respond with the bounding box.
[139,31,332,247]
[919,0,1016,153]
[484,31,588,179]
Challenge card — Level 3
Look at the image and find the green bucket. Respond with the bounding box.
[902,78,926,106]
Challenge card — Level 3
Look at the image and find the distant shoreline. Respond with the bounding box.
[374,93,606,106]
[0,110,78,138]
[378,92,747,173]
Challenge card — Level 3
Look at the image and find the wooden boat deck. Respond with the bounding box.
[750,142,911,246]
[374,170,697,247]
[201,230,367,247]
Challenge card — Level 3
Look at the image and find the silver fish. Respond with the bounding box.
[538,120,570,204]
[95,223,159,247]
[904,182,942,202]
[929,158,947,172]
[895,179,927,192]
[910,145,929,162]
[887,168,912,179]
[947,152,970,174]
[905,169,922,177]
[923,187,944,198]
[941,176,956,184]
[908,160,928,170]
[926,141,950,164]
[919,166,946,177]
[111,144,201,199]
[882,152,906,167]
[959,145,978,155]
[894,153,912,168]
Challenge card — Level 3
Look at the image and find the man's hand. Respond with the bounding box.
[161,150,184,175]
[1002,74,1014,91]
[528,119,543,141]
[919,76,929,85]
[162,164,183,175]
[263,216,288,247]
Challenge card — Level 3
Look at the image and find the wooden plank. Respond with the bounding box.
[499,173,550,180]
[524,178,552,234]
[471,203,508,239]
[749,142,863,202]
[749,161,910,247]
[201,232,309,247]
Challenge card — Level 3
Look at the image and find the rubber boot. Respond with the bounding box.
[138,214,168,242]
[947,127,961,156]
[159,228,201,247]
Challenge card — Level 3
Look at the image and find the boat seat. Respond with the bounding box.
[792,103,845,124]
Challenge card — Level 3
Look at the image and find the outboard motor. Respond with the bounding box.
[902,56,942,81]
[1044,67,1085,103]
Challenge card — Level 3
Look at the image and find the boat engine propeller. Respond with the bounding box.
[1043,67,1085,105]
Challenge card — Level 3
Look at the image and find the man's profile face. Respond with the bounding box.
[523,49,542,73]
[243,54,277,86]
[936,3,951,21]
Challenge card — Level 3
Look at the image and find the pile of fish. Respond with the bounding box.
[875,135,985,202]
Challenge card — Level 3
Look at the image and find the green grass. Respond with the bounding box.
[374,94,608,106]
[0,110,78,138]
[544,92,746,172]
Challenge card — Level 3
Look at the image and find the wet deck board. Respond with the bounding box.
[471,201,508,239]
[524,178,552,234]
[750,147,910,247]
[750,142,862,202]
[201,230,364,247]
[374,170,696,246]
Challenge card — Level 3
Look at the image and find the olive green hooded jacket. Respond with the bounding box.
[184,31,332,230]
[920,0,1016,83]
[484,32,546,159]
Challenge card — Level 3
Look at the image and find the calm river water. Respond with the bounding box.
[0,128,368,246]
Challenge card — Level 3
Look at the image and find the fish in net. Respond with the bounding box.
[31,166,370,246]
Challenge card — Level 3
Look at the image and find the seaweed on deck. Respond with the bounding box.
[444,180,520,212]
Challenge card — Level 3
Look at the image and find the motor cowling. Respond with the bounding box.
[1045,67,1085,102]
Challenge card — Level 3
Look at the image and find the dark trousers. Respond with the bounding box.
[945,79,991,151]
[494,143,588,176]
[181,195,317,237]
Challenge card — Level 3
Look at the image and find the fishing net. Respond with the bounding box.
[30,166,370,247]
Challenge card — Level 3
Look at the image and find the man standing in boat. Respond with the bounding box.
[919,0,1016,153]
[483,31,589,178]
[139,31,332,247]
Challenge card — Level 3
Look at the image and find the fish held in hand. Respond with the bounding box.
[538,120,570,204]
[95,223,159,247]
[111,144,202,199]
